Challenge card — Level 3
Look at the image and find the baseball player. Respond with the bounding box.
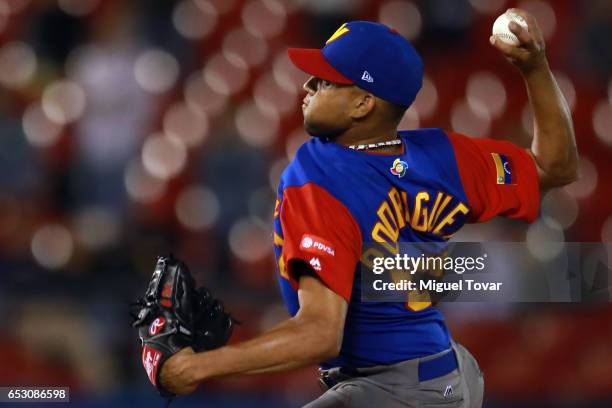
[159,9,577,407]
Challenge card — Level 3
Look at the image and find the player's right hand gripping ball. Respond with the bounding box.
[492,10,529,46]
[130,255,234,397]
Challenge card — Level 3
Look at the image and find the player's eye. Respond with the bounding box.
[320,80,333,89]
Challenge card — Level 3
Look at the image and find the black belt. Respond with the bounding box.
[319,349,459,389]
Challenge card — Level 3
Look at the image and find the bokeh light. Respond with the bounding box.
[526,219,565,262]
[248,187,276,224]
[274,0,305,14]
[6,0,29,15]
[175,185,220,231]
[57,0,100,17]
[0,1,10,34]
[203,53,249,96]
[22,103,64,148]
[413,75,438,119]
[602,216,612,242]
[468,0,507,14]
[285,127,309,161]
[222,28,269,68]
[242,0,286,39]
[450,99,491,137]
[41,80,87,125]
[518,0,556,40]
[163,102,209,148]
[235,102,280,148]
[541,189,579,230]
[253,72,298,118]
[466,71,507,119]
[73,206,120,250]
[184,72,228,117]
[272,50,309,93]
[399,107,420,129]
[124,158,167,204]
[554,71,576,112]
[0,41,37,89]
[31,224,74,270]
[173,0,217,40]
[378,1,422,40]
[592,100,612,146]
[228,217,273,262]
[268,158,289,191]
[206,0,238,14]
[134,49,180,94]
[564,157,599,199]
[141,133,188,180]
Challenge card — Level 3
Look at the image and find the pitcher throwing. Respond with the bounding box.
[157,10,577,408]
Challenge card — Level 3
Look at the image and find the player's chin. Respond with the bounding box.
[304,120,344,139]
[303,114,346,138]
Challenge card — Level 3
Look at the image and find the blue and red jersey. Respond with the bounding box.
[273,128,539,369]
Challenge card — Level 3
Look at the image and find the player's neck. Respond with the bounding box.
[334,124,401,154]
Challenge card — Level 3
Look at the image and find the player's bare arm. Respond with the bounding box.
[491,8,578,190]
[159,263,348,395]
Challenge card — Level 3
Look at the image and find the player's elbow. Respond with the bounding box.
[543,160,579,188]
[297,317,343,361]
[536,148,579,188]
[312,329,342,361]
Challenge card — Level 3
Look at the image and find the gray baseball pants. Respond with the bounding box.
[303,342,484,408]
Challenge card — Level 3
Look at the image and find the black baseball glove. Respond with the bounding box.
[130,255,234,397]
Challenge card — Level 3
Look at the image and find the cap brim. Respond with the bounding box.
[287,48,353,85]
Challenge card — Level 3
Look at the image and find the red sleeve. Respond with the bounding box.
[448,131,540,223]
[279,183,362,302]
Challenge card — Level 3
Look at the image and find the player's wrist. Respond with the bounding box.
[188,350,212,382]
[520,57,549,78]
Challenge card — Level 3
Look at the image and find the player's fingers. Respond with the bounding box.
[508,8,545,44]
[489,36,530,61]
[508,21,534,49]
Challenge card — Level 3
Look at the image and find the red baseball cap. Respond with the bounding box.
[287,48,353,85]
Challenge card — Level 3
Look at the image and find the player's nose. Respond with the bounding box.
[303,76,317,94]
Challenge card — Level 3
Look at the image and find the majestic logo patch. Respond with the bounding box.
[300,234,336,257]
[326,23,350,44]
[390,158,408,178]
[142,345,162,386]
[444,384,454,398]
[309,257,322,271]
[361,71,374,83]
[149,317,166,336]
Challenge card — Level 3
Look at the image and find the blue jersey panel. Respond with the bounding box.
[274,129,470,368]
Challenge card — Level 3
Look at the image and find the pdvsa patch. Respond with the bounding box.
[300,234,336,257]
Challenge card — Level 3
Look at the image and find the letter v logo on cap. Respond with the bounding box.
[326,23,350,44]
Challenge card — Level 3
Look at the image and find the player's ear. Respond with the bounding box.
[350,92,376,120]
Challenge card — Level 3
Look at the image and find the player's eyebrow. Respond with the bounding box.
[306,76,355,92]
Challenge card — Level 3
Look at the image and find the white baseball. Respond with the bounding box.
[492,10,529,46]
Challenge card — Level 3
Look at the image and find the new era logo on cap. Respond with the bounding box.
[361,71,374,83]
